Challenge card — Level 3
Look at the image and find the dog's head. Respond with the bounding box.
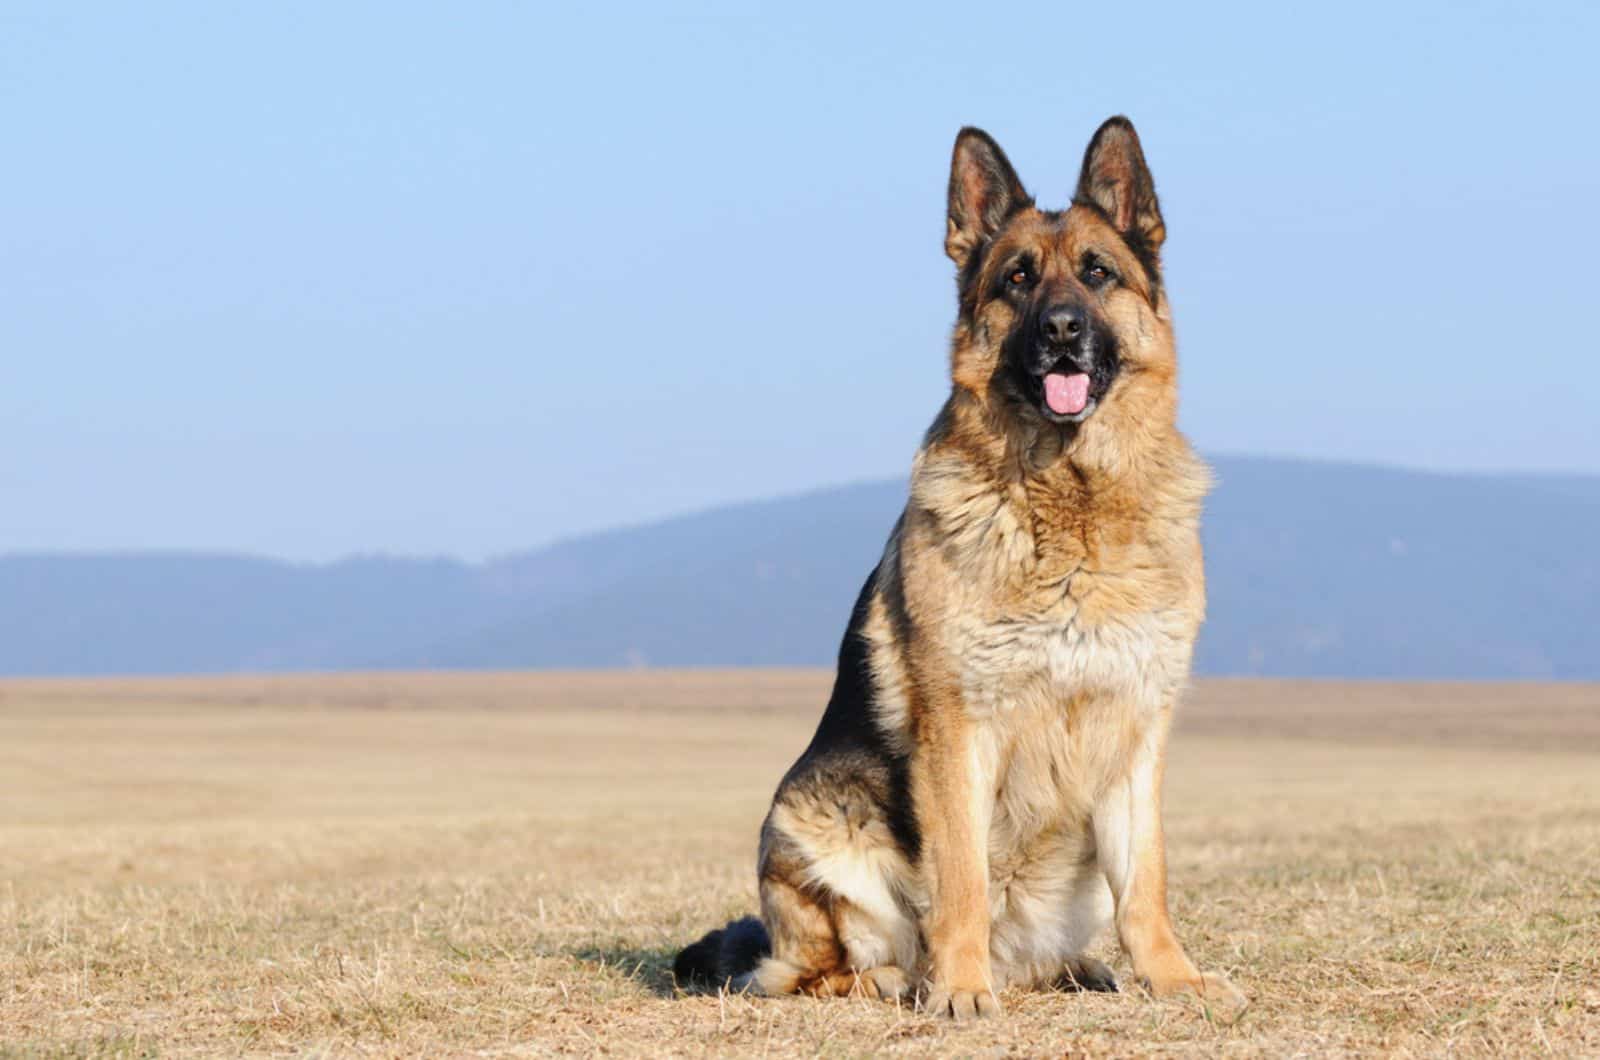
[945,118,1173,434]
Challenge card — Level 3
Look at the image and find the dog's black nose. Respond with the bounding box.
[1042,306,1083,346]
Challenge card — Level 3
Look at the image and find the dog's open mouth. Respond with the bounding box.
[1042,372,1091,417]
[1004,340,1117,426]
[1030,370,1100,423]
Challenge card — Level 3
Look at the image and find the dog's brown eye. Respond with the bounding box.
[1084,263,1113,286]
[1008,268,1030,286]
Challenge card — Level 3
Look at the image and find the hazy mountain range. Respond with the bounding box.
[2,456,1596,679]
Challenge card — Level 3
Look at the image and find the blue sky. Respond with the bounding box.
[4,2,1596,560]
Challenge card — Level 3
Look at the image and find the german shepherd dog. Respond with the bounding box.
[675,117,1244,1020]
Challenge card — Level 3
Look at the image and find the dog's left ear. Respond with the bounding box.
[1075,116,1166,252]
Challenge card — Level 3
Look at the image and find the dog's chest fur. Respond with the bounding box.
[902,442,1205,822]
[911,447,1202,706]
[857,443,1206,976]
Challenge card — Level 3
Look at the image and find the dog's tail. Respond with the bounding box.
[672,915,771,990]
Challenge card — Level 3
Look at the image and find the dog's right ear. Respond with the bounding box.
[946,128,1029,270]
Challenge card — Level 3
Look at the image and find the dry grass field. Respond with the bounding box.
[2,671,1598,1057]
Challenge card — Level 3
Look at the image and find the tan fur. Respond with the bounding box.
[720,119,1243,1022]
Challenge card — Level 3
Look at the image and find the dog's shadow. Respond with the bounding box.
[567,944,683,999]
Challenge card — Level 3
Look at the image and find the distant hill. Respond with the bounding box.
[2,456,1596,678]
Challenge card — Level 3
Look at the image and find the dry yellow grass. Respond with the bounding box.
[2,671,1598,1057]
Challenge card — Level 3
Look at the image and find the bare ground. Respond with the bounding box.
[2,671,1597,1057]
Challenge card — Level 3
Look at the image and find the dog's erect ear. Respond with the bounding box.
[1074,116,1165,252]
[946,127,1029,269]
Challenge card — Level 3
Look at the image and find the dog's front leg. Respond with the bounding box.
[911,699,1000,1020]
[1093,707,1245,1017]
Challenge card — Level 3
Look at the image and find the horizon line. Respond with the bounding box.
[3,449,1596,568]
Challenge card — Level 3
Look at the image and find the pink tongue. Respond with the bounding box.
[1043,372,1090,416]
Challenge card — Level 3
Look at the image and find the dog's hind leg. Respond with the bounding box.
[746,760,923,1002]
[1058,859,1117,992]
[829,898,915,1001]
[744,878,913,1002]
[739,875,839,995]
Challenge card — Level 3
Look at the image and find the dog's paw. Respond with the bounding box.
[1059,955,1118,993]
[921,983,1002,1020]
[858,965,912,1003]
[1144,971,1247,1023]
